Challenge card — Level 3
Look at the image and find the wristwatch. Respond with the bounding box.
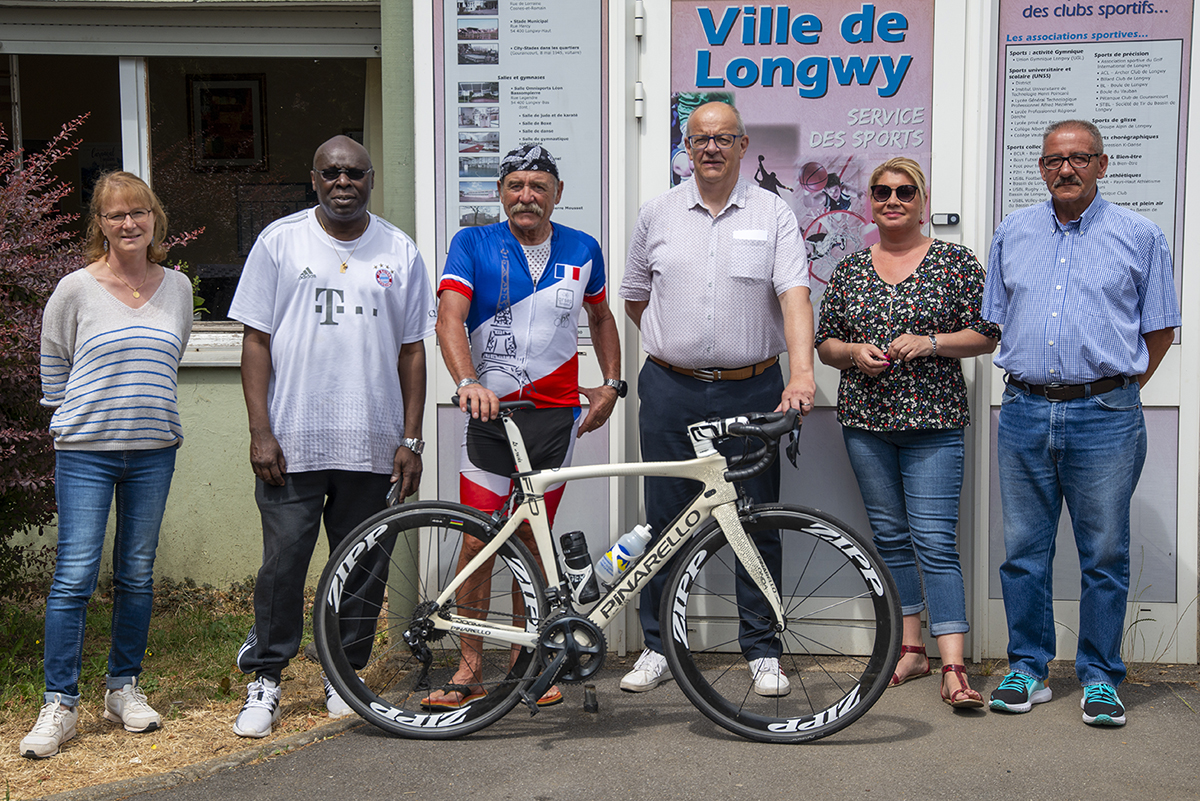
[401,437,425,455]
[928,334,938,356]
[604,378,628,398]
[456,377,481,389]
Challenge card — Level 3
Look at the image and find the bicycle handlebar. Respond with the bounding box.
[723,409,801,483]
[450,395,799,483]
[449,395,537,414]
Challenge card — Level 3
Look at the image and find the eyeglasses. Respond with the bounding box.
[869,184,919,204]
[99,209,150,224]
[1040,153,1102,171]
[685,133,741,150]
[316,167,374,182]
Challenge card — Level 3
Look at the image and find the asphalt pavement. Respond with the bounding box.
[42,662,1200,801]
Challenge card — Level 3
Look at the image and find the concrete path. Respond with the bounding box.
[85,664,1200,801]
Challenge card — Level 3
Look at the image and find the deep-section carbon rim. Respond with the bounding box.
[661,504,902,743]
[314,501,546,739]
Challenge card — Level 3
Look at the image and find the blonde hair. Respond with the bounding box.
[84,171,169,264]
[869,157,928,210]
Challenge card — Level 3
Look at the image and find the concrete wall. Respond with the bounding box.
[162,368,303,586]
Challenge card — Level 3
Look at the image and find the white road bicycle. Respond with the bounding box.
[315,399,902,743]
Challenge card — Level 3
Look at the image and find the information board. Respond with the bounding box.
[434,0,607,260]
[996,0,1192,282]
[670,1,935,303]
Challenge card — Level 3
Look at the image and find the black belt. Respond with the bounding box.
[1005,375,1132,401]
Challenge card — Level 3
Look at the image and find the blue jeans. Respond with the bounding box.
[636,358,783,660]
[43,446,178,705]
[842,427,969,637]
[997,382,1146,688]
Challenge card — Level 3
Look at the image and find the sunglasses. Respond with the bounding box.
[316,167,373,182]
[869,184,919,204]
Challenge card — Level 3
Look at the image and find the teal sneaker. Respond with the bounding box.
[989,671,1052,713]
[1081,684,1126,726]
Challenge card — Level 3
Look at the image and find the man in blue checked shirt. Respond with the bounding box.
[982,119,1180,728]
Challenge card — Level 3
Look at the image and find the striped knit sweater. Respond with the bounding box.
[40,268,193,450]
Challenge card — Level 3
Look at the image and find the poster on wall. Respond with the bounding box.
[433,0,607,263]
[996,0,1192,295]
[671,1,934,302]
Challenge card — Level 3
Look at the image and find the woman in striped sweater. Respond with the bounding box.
[21,172,193,759]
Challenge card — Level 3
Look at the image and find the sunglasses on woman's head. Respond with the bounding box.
[870,184,919,204]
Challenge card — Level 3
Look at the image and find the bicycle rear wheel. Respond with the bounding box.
[661,504,901,743]
[314,501,547,739]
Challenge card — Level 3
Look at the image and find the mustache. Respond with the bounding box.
[509,202,544,216]
[1053,176,1084,189]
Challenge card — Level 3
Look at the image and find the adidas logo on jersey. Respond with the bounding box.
[298,267,316,280]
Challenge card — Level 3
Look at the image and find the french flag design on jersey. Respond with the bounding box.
[438,222,607,408]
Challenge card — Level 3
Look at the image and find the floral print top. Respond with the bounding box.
[815,240,1001,432]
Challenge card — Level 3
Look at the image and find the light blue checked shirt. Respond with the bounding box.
[983,192,1180,384]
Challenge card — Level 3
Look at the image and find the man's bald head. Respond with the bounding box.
[313,135,371,171]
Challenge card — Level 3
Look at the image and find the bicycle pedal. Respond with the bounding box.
[518,690,541,716]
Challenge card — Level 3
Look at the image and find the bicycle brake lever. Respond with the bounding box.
[785,415,801,468]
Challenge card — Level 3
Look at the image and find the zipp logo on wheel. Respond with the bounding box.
[326,522,390,613]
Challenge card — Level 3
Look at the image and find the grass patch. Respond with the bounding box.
[0,577,261,722]
[1,578,332,800]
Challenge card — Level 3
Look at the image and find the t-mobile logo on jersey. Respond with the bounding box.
[314,287,379,325]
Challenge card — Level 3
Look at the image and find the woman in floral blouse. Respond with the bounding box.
[816,157,999,709]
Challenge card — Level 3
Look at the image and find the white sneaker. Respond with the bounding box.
[20,695,78,759]
[233,677,282,738]
[104,678,162,732]
[749,657,791,697]
[322,672,355,719]
[620,649,670,692]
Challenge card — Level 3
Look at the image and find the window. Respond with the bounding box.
[7,53,369,321]
[150,57,367,320]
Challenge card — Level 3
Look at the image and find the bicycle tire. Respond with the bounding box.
[314,501,547,739]
[661,504,901,743]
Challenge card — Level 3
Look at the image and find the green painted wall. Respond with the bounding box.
[161,368,333,587]
[381,0,416,234]
[20,369,328,588]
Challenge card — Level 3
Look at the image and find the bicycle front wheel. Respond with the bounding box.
[661,504,901,743]
[314,501,547,739]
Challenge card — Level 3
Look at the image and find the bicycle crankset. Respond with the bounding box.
[518,613,606,715]
[538,612,606,682]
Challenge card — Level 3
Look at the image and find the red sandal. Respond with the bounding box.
[888,644,932,687]
[941,664,984,708]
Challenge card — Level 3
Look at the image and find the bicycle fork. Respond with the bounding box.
[711,503,787,631]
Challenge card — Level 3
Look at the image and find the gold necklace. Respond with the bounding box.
[317,214,370,273]
[105,260,149,298]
